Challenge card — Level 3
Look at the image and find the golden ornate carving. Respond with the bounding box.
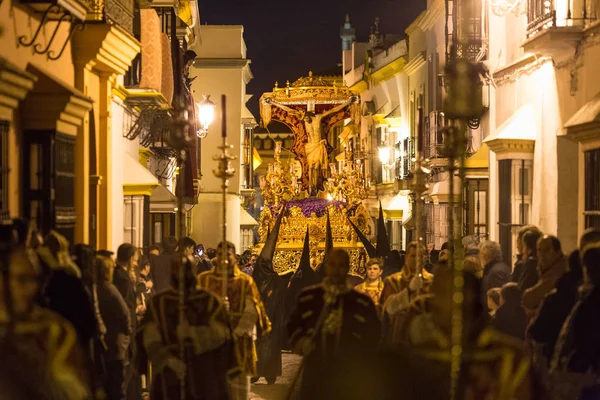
[255,202,372,276]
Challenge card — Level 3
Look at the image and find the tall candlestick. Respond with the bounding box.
[221,95,227,138]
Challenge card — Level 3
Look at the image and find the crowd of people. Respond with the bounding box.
[0,217,599,400]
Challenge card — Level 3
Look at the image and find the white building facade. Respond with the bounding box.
[190,25,257,251]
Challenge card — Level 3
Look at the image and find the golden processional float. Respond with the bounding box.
[254,72,371,277]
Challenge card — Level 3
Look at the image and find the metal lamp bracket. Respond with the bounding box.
[17,4,85,60]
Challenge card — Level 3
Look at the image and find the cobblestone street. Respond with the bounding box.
[250,352,302,400]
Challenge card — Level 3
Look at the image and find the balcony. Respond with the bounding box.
[84,0,134,35]
[425,111,448,165]
[394,138,414,181]
[523,0,597,60]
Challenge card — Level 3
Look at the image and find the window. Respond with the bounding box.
[0,121,9,220]
[498,159,533,263]
[23,131,76,242]
[584,148,600,229]
[464,178,488,239]
[124,195,145,248]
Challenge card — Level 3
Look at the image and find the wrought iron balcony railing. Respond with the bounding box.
[85,0,134,35]
[426,111,446,159]
[526,0,598,37]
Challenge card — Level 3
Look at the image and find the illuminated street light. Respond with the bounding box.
[196,95,216,138]
[378,144,395,170]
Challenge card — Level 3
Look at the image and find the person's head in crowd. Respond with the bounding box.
[522,230,543,259]
[580,228,600,251]
[178,237,196,257]
[537,235,562,270]
[479,240,503,268]
[73,244,96,286]
[139,257,150,278]
[240,250,253,267]
[566,250,584,284]
[325,249,351,285]
[148,244,161,257]
[365,258,383,283]
[405,241,426,274]
[216,241,237,272]
[206,247,217,260]
[581,243,600,287]
[117,243,139,272]
[517,225,541,257]
[431,263,483,335]
[463,255,482,278]
[487,288,502,316]
[250,253,258,266]
[162,236,178,253]
[41,230,80,277]
[441,242,450,251]
[499,282,522,308]
[95,255,115,284]
[463,235,480,257]
[1,244,42,315]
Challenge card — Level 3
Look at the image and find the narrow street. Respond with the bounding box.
[250,352,302,400]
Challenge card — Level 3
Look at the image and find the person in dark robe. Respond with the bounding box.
[286,228,320,316]
[287,248,381,400]
[314,210,334,281]
[139,255,238,400]
[252,206,287,384]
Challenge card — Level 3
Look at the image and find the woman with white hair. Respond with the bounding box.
[479,240,511,313]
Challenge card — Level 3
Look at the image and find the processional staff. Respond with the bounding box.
[213,95,236,311]
[411,106,430,283]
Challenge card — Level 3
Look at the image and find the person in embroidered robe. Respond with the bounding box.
[354,257,384,308]
[139,255,237,400]
[197,241,270,400]
[286,249,381,400]
[380,241,433,347]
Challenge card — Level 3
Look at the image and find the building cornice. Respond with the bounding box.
[371,57,407,86]
[0,58,38,121]
[123,183,159,197]
[193,58,250,69]
[419,0,444,32]
[404,52,427,76]
[492,54,551,85]
[405,11,427,35]
[72,24,141,76]
[20,64,93,135]
[485,138,535,156]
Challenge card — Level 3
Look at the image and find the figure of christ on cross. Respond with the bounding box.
[266,96,358,196]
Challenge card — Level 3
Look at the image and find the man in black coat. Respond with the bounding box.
[151,237,178,293]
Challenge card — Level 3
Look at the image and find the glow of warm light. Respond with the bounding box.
[378,146,392,165]
[327,193,333,201]
[196,95,216,137]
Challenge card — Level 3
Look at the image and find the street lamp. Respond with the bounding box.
[378,144,395,170]
[196,95,216,138]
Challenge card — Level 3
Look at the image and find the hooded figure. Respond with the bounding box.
[315,210,335,281]
[286,228,319,323]
[252,206,287,384]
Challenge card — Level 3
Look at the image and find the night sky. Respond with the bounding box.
[197,0,427,119]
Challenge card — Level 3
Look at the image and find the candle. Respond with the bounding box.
[417,107,423,153]
[221,95,227,138]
